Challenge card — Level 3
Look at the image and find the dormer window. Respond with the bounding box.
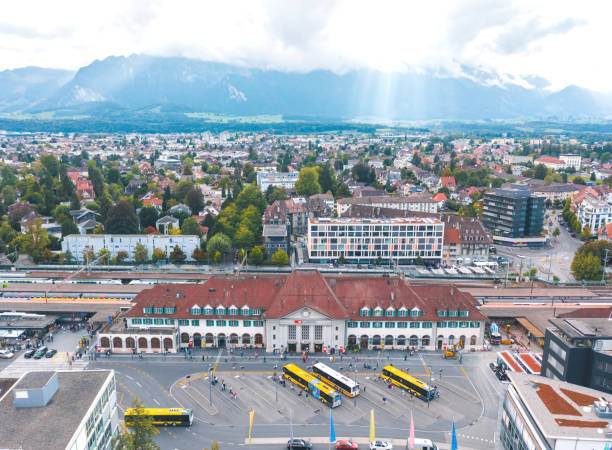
[385,307,395,317]
[410,307,421,317]
[228,306,238,316]
[360,307,370,317]
[216,306,225,315]
[203,305,213,315]
[191,306,201,315]
[241,306,249,316]
[373,307,383,317]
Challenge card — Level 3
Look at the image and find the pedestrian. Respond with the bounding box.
[362,385,366,393]
[382,396,387,404]
[229,387,233,395]
[233,392,237,399]
[404,354,407,361]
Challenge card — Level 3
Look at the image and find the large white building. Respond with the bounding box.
[576,198,612,232]
[256,171,299,192]
[307,217,443,264]
[560,154,582,171]
[0,370,118,450]
[500,371,612,450]
[97,270,486,355]
[62,234,201,262]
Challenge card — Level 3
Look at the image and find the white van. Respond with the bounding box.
[412,439,438,450]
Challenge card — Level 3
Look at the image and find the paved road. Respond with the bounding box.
[496,212,581,282]
[89,348,506,450]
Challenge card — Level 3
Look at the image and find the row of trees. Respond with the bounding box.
[571,240,612,281]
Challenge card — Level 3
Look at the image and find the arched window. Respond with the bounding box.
[409,335,419,346]
[385,335,394,346]
[242,334,251,345]
[422,335,430,347]
[163,338,173,350]
[396,335,406,346]
[470,335,477,346]
[126,337,135,349]
[230,333,239,344]
[138,337,148,348]
[151,338,161,349]
[100,337,110,348]
[448,335,455,345]
[254,334,263,345]
[372,335,381,346]
[181,332,189,343]
[347,335,357,346]
[205,333,214,344]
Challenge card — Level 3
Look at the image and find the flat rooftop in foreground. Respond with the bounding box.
[508,371,612,441]
[0,370,112,450]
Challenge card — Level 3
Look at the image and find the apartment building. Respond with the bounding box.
[335,193,438,216]
[482,185,545,238]
[307,217,443,264]
[256,171,298,192]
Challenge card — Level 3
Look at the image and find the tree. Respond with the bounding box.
[271,249,289,265]
[152,248,167,263]
[248,246,264,265]
[116,250,129,263]
[317,164,337,195]
[40,154,60,178]
[185,187,204,215]
[295,167,321,196]
[169,245,186,263]
[181,217,202,237]
[233,225,255,250]
[105,200,139,234]
[87,161,105,198]
[133,243,148,264]
[175,180,194,201]
[235,184,267,214]
[11,218,51,262]
[553,227,560,238]
[112,397,160,450]
[139,206,159,230]
[207,233,231,257]
[534,164,548,180]
[213,250,222,264]
[191,247,207,262]
[581,225,593,241]
[97,189,113,223]
[265,186,289,204]
[97,248,111,265]
[571,252,603,281]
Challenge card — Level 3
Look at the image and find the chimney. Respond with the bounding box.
[450,288,454,296]
[391,292,395,301]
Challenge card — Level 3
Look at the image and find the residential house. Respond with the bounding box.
[156,216,179,234]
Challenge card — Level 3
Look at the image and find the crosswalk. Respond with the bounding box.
[0,354,88,378]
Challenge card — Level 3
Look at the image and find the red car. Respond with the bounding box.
[336,441,359,449]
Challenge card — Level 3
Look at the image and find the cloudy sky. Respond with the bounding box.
[0,0,609,91]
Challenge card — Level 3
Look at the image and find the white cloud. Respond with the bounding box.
[0,0,610,91]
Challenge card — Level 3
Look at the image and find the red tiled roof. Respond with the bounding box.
[440,177,456,187]
[125,270,486,322]
[557,306,612,319]
[444,228,460,244]
[433,193,448,202]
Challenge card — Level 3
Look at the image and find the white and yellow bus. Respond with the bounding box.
[381,365,436,401]
[312,362,359,397]
[282,363,342,408]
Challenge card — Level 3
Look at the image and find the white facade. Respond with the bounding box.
[62,234,201,262]
[576,198,612,232]
[66,370,118,450]
[256,171,299,192]
[336,197,438,216]
[560,154,582,170]
[308,217,444,263]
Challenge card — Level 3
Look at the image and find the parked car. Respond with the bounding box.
[287,439,312,449]
[45,349,58,358]
[370,441,393,450]
[24,349,35,359]
[0,350,14,359]
[336,441,359,449]
[33,347,48,359]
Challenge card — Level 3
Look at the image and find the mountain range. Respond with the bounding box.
[0,54,611,122]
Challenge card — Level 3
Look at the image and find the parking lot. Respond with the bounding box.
[84,348,508,449]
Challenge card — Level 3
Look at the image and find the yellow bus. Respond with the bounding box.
[381,365,437,401]
[282,363,342,408]
[124,408,193,427]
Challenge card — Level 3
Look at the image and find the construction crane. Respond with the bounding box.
[443,337,465,359]
[234,251,248,278]
[391,258,406,282]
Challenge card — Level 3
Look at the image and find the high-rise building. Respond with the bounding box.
[482,184,545,238]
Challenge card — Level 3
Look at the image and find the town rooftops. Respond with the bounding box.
[507,371,612,441]
[263,224,288,237]
[0,370,113,450]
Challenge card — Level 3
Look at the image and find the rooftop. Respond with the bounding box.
[309,216,442,225]
[0,370,112,450]
[508,371,612,441]
[548,318,612,340]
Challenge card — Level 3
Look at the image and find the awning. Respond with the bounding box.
[516,317,545,339]
[0,329,25,338]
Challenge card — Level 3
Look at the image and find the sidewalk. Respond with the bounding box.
[245,437,482,449]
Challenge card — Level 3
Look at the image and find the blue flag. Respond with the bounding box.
[330,409,336,443]
[451,418,458,450]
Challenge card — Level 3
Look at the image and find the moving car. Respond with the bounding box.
[336,440,359,449]
[287,439,312,449]
[0,350,14,359]
[23,349,35,359]
[45,349,58,358]
[370,441,393,450]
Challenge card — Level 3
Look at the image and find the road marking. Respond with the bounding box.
[125,375,134,381]
[153,398,160,406]
[419,353,430,376]
[136,381,142,388]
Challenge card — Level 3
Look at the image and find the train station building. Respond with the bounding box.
[97,270,486,354]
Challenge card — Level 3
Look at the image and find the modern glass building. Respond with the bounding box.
[482,184,545,238]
